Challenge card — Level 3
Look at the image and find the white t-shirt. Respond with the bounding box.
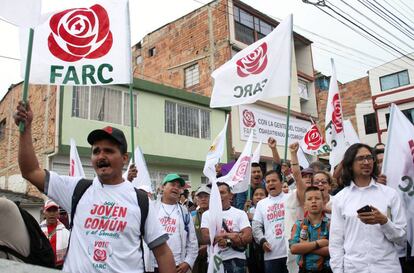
[156,203,182,265]
[46,171,167,273]
[253,193,289,260]
[201,207,250,261]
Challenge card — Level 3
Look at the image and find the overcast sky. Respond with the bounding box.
[0,0,413,100]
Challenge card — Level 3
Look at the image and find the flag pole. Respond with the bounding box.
[284,96,292,161]
[19,28,35,132]
[382,105,394,174]
[126,1,135,162]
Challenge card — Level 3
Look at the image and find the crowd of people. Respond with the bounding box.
[0,101,412,273]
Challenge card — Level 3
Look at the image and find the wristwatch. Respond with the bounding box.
[226,238,232,247]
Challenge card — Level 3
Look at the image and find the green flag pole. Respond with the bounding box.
[19,28,35,132]
[284,95,292,161]
[129,83,135,163]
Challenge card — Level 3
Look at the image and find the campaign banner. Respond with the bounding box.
[238,105,311,144]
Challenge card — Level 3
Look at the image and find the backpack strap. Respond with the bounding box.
[70,179,93,229]
[0,245,26,262]
[134,188,149,237]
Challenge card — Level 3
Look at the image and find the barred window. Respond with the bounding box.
[164,101,210,139]
[72,86,138,127]
[0,119,6,141]
[184,64,199,88]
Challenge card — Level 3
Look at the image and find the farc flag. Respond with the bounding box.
[0,0,41,27]
[300,123,331,156]
[219,132,253,194]
[325,59,346,169]
[69,138,85,177]
[210,14,293,107]
[123,146,152,190]
[21,0,131,85]
[383,104,414,253]
[203,115,229,182]
[251,141,263,163]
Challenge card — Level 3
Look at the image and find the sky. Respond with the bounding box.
[0,0,413,100]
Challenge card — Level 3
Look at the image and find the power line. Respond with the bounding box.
[0,55,20,61]
[384,0,414,28]
[393,0,414,18]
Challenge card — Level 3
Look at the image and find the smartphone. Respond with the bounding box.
[357,205,372,213]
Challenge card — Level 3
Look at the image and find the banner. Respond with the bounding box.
[383,104,414,252]
[69,138,85,177]
[210,14,293,107]
[0,0,41,27]
[325,59,346,169]
[203,115,229,182]
[239,105,311,144]
[21,0,131,85]
[300,123,330,156]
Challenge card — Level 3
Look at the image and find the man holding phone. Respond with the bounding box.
[329,143,406,273]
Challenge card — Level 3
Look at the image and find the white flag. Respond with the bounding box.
[69,138,85,177]
[251,141,262,163]
[21,0,131,85]
[297,148,310,169]
[207,181,224,273]
[300,123,331,156]
[325,59,347,169]
[343,119,360,147]
[203,115,229,182]
[0,0,41,27]
[383,104,414,252]
[210,14,293,107]
[219,132,253,193]
[123,146,152,190]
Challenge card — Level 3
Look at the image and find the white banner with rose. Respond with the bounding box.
[239,105,311,145]
[300,123,331,156]
[21,0,131,85]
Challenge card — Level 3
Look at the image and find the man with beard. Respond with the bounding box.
[13,102,176,273]
[148,174,198,273]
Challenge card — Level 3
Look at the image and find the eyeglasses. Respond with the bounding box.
[314,180,329,185]
[354,155,375,163]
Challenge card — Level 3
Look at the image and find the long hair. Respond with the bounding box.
[342,143,379,186]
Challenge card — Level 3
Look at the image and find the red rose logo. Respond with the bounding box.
[93,248,107,262]
[69,159,75,176]
[331,94,343,133]
[48,4,113,62]
[304,125,323,150]
[243,110,256,128]
[232,156,250,182]
[236,42,268,77]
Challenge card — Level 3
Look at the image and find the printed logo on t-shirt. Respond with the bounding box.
[160,216,179,235]
[90,241,113,270]
[222,219,233,232]
[266,202,285,239]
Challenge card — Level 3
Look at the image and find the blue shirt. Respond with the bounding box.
[232,180,265,210]
[289,216,330,271]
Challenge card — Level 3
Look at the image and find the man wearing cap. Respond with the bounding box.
[40,199,70,269]
[148,174,198,273]
[13,102,175,273]
[191,185,210,273]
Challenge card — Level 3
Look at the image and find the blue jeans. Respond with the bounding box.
[223,258,246,273]
[264,257,288,273]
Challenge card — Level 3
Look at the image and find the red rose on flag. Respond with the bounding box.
[48,4,113,62]
[236,43,268,77]
[304,125,323,150]
[331,94,343,133]
[69,159,75,176]
[232,156,250,182]
[93,248,107,262]
[243,110,256,128]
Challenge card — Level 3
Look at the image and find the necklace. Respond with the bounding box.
[161,203,177,219]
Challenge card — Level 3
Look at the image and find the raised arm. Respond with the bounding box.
[289,142,305,205]
[14,102,46,191]
[268,137,281,165]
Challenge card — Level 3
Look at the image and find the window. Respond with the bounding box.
[150,171,190,190]
[380,70,410,91]
[164,101,210,139]
[149,47,156,57]
[72,86,137,126]
[136,55,142,64]
[298,79,309,100]
[386,107,414,126]
[233,6,274,45]
[184,64,200,87]
[0,119,5,141]
[363,113,378,135]
[316,76,330,91]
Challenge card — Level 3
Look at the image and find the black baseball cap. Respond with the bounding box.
[87,126,127,154]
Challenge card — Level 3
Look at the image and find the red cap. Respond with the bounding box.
[44,199,59,212]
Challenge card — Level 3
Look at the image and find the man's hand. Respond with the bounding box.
[262,241,272,252]
[14,101,33,128]
[243,200,252,212]
[127,164,137,182]
[198,245,208,257]
[267,137,277,149]
[214,232,227,247]
[317,238,329,248]
[358,206,388,225]
[176,262,190,273]
[289,142,299,153]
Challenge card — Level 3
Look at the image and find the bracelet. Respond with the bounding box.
[314,240,320,249]
[291,163,299,166]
